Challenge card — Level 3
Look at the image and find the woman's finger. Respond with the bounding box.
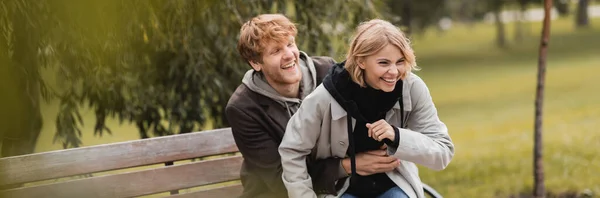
[376,129,389,141]
[366,123,374,138]
[371,124,386,138]
[374,119,386,126]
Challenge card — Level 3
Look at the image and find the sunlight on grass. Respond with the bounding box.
[413,17,600,197]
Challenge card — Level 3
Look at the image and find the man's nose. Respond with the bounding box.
[282,47,294,60]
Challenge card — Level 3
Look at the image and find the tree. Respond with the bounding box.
[1,0,379,152]
[383,0,447,36]
[514,0,536,42]
[533,0,553,197]
[576,0,590,28]
[490,0,507,48]
[0,0,53,157]
[554,0,570,17]
[445,0,509,47]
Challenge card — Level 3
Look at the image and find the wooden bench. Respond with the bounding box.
[0,128,443,198]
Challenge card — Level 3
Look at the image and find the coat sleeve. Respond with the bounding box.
[226,102,342,196]
[387,75,455,171]
[278,91,327,198]
[225,105,288,195]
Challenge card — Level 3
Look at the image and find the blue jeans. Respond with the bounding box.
[341,186,409,198]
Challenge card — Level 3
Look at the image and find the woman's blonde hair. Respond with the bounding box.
[345,19,418,87]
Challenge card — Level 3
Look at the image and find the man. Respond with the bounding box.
[226,14,400,198]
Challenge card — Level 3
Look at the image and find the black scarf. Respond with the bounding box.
[323,61,404,197]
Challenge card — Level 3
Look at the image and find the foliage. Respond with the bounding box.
[1,0,377,149]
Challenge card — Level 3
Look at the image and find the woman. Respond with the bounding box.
[278,19,455,198]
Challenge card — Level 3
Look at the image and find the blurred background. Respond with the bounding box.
[0,0,598,197]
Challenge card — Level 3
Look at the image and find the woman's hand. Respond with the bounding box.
[341,147,400,176]
[366,119,396,142]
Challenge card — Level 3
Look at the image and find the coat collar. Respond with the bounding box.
[331,99,347,120]
[332,99,404,121]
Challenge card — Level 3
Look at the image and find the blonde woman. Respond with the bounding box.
[278,19,455,198]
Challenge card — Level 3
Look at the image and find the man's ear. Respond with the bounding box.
[249,60,262,71]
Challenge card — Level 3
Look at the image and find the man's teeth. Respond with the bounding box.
[282,62,295,69]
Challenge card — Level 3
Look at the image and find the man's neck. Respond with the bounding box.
[271,82,300,99]
[265,77,300,98]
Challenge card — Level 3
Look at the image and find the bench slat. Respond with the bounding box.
[0,156,243,198]
[0,128,238,186]
[168,184,243,198]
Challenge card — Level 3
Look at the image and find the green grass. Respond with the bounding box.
[32,16,600,197]
[413,17,600,197]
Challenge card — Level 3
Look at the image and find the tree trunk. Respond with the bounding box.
[401,0,412,36]
[576,0,589,28]
[515,0,529,41]
[514,1,528,42]
[0,29,11,157]
[2,4,43,158]
[555,0,570,17]
[493,2,506,48]
[534,0,552,197]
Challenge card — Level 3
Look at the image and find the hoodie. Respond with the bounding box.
[242,51,319,117]
[225,52,341,198]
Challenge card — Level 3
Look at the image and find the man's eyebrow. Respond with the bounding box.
[269,46,280,53]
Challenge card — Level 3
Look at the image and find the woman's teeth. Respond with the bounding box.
[382,78,396,83]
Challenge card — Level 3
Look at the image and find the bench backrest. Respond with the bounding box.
[0,128,243,198]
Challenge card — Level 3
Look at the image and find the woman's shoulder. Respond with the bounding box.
[304,84,334,103]
[405,72,430,92]
[403,72,434,109]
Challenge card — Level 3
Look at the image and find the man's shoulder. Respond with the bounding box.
[226,84,258,110]
[310,56,336,66]
[308,55,336,84]
[310,56,335,71]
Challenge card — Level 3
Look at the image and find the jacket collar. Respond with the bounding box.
[331,99,346,120]
[332,99,403,121]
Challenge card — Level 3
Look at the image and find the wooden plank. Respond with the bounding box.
[168,184,243,198]
[0,156,243,198]
[0,128,238,186]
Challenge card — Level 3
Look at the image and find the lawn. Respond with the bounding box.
[32,16,600,197]
[413,17,600,197]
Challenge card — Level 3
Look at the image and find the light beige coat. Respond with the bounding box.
[279,73,455,198]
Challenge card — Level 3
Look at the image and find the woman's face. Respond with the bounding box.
[360,44,405,92]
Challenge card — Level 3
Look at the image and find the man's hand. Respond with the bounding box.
[366,119,396,142]
[341,148,400,176]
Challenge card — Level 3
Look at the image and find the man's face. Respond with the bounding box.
[250,36,301,86]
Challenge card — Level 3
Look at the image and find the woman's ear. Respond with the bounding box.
[357,58,366,70]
